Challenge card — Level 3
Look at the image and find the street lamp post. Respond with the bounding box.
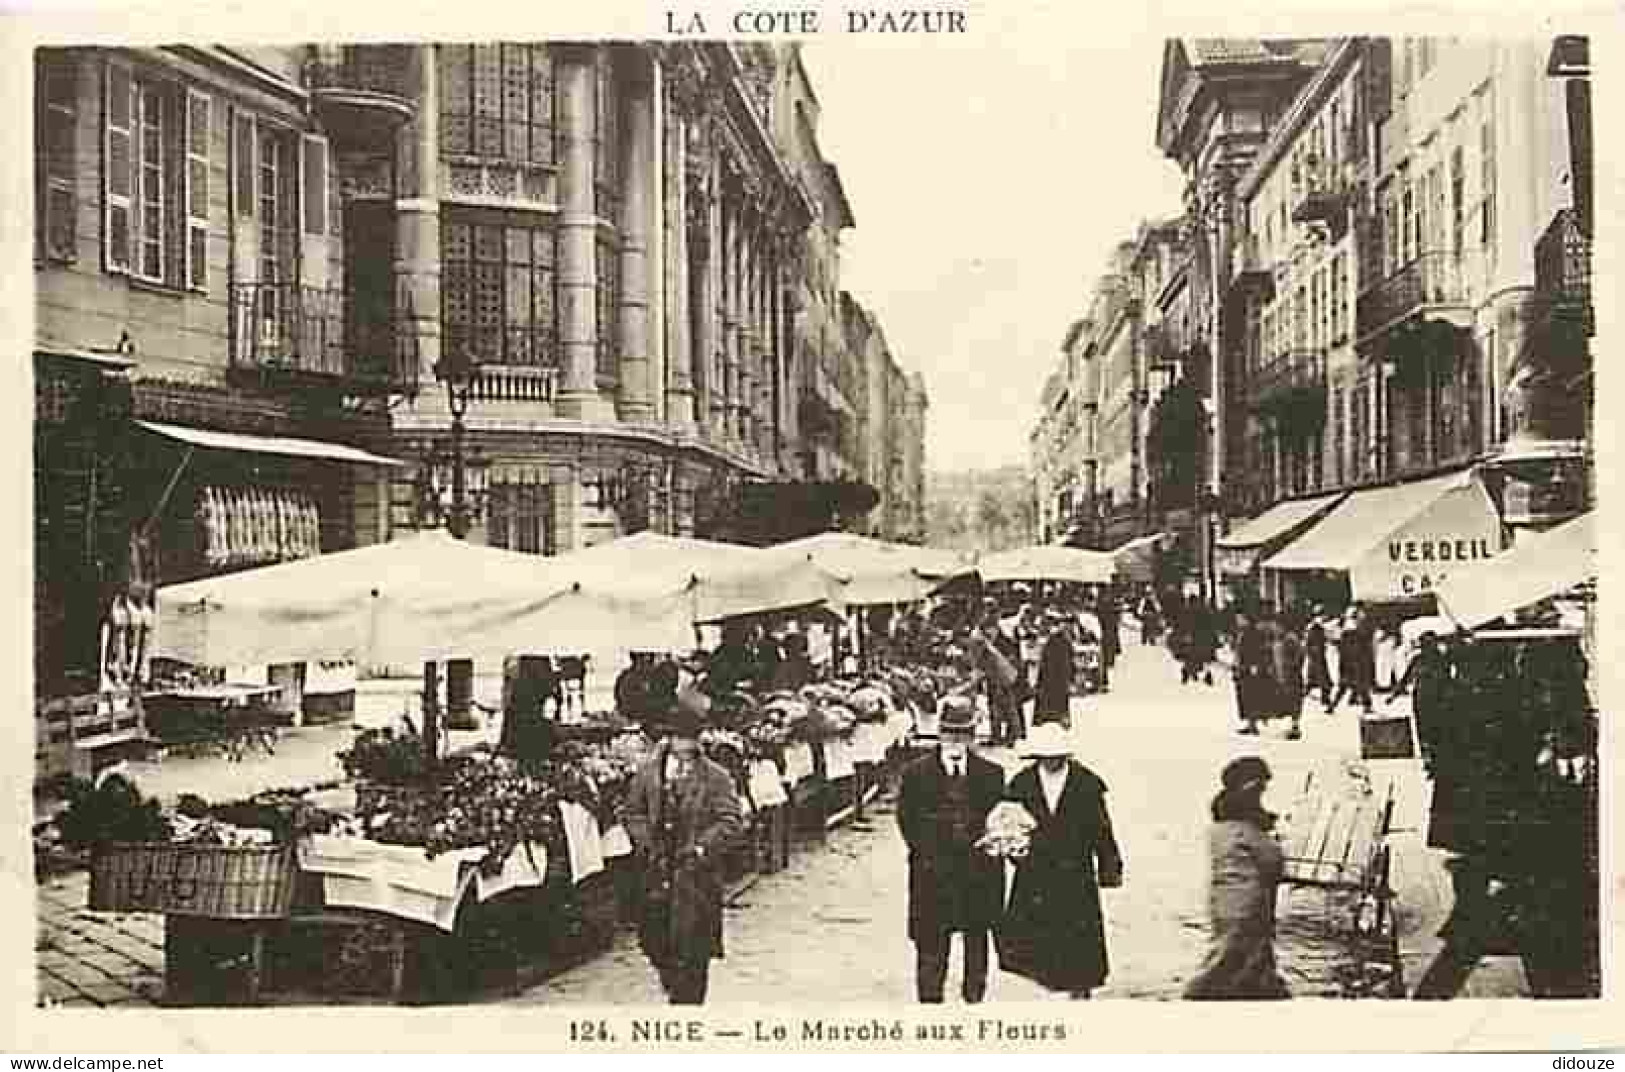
[422,349,484,755]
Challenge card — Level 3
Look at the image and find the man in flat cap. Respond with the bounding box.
[623,686,743,1004]
[897,695,1006,1003]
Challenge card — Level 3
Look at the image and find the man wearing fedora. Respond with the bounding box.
[897,695,1006,1003]
[622,687,743,1004]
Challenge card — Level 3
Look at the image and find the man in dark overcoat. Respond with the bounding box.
[996,722,1123,998]
[897,696,1006,1003]
[1033,613,1076,727]
[622,688,743,1004]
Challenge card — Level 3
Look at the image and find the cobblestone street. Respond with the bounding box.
[35,639,1533,1008]
[515,642,1403,1005]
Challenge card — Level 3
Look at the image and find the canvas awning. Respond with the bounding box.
[763,532,971,606]
[976,544,1116,585]
[1108,532,1171,583]
[1215,491,1347,576]
[1262,470,1503,602]
[137,420,403,467]
[1434,511,1595,630]
[157,531,694,667]
[553,531,843,623]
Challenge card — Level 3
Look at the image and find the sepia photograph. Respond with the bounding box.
[4,0,1618,1053]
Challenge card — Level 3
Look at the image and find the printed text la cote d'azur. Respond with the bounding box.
[665,8,968,34]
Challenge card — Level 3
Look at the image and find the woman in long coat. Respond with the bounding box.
[1032,619,1076,727]
[996,724,1124,998]
[1184,756,1289,1000]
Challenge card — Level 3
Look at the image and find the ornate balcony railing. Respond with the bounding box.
[1355,250,1476,341]
[1250,348,1327,414]
[306,46,416,151]
[467,364,559,405]
[1289,159,1350,233]
[306,45,415,102]
[1535,206,1593,336]
[1229,234,1275,301]
[230,280,418,395]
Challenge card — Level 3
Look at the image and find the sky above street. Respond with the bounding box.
[802,34,1187,476]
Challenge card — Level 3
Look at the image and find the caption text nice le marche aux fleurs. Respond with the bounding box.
[664,8,968,34]
[571,1018,1067,1045]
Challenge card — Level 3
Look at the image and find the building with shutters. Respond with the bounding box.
[32,45,412,711]
[32,41,926,724]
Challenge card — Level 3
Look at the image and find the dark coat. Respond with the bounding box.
[897,750,1006,941]
[1033,630,1075,722]
[622,743,744,967]
[997,761,1123,992]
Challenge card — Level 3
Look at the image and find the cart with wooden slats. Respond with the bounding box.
[1279,769,1403,996]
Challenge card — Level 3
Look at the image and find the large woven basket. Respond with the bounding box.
[90,842,296,919]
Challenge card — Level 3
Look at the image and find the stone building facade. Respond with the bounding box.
[32,40,930,700]
[1149,35,1591,604]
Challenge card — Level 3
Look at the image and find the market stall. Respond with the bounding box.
[974,544,1117,586]
[83,528,964,1004]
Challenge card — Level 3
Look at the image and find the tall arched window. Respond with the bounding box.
[439,43,554,166]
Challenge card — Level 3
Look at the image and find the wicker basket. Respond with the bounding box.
[90,842,296,919]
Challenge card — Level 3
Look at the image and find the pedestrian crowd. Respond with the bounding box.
[607,580,1597,1007]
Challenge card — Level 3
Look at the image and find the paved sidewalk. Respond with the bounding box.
[36,872,164,1008]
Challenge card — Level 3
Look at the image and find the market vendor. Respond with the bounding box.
[622,687,743,1005]
[615,652,660,723]
[703,622,756,697]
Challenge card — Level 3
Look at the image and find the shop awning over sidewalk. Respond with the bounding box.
[1216,490,1347,572]
[137,420,403,467]
[1434,510,1596,630]
[1262,470,1503,602]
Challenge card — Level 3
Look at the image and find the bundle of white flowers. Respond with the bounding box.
[976,800,1038,860]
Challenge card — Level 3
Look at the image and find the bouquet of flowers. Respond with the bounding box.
[976,801,1038,860]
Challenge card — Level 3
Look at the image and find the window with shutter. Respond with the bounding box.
[36,51,78,264]
[185,89,210,290]
[302,134,328,236]
[234,111,255,218]
[104,62,133,272]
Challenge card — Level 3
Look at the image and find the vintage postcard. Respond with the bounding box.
[1,0,1620,1054]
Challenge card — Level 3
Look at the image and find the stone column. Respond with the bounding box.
[616,53,655,424]
[738,215,756,453]
[555,46,606,421]
[722,184,742,447]
[703,159,723,438]
[663,74,695,430]
[398,44,441,388]
[647,60,666,427]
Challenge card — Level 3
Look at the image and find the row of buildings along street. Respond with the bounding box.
[34,41,927,717]
[1031,36,1592,609]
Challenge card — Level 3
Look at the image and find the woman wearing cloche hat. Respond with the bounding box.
[993,722,1124,999]
[1184,755,1290,1000]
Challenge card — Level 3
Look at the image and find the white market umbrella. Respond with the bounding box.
[1434,511,1596,631]
[157,530,687,668]
[764,531,971,605]
[974,544,1117,585]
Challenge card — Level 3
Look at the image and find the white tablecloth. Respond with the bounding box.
[298,834,550,931]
